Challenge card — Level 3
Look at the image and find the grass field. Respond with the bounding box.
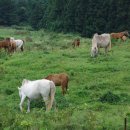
[0,26,130,130]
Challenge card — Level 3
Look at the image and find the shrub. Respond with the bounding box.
[4,89,14,95]
[99,91,120,104]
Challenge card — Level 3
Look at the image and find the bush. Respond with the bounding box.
[99,91,121,104]
[4,89,14,95]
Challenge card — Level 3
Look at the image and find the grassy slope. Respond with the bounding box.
[0,27,130,129]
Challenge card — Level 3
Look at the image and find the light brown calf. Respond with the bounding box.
[45,73,69,95]
[72,38,80,48]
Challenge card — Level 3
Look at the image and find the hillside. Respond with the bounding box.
[0,27,130,129]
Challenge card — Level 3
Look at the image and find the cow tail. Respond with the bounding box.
[21,40,25,51]
[22,39,25,44]
[109,34,112,51]
[49,81,56,109]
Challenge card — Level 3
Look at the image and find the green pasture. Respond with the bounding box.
[0,27,130,130]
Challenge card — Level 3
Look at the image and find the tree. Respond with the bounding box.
[29,0,47,29]
[0,0,130,37]
[0,0,18,25]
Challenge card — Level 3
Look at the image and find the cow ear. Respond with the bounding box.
[22,79,29,85]
[22,79,26,85]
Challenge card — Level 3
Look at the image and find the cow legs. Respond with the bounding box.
[105,47,109,54]
[108,40,112,51]
[19,95,26,112]
[26,98,31,113]
[61,85,66,95]
[43,97,50,111]
[47,98,52,111]
[14,46,16,52]
[53,98,57,111]
[21,45,24,51]
[98,47,100,54]
[12,47,16,53]
[61,84,67,95]
[61,81,69,95]
[66,84,68,92]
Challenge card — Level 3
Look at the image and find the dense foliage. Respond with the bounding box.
[0,0,130,37]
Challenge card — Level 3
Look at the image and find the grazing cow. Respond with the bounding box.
[9,39,16,53]
[91,33,111,57]
[45,73,69,95]
[0,38,10,52]
[18,79,56,113]
[0,38,16,53]
[7,37,16,53]
[72,38,80,48]
[110,31,129,40]
[10,37,24,51]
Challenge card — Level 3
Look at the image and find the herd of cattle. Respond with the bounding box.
[18,73,69,112]
[91,30,129,57]
[0,30,129,112]
[0,37,24,53]
[0,31,129,57]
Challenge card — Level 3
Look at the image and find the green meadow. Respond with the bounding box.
[1,27,130,130]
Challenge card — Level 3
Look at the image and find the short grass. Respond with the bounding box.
[0,27,130,130]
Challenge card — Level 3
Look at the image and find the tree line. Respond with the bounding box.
[0,0,130,37]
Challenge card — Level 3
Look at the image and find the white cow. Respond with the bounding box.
[18,79,56,113]
[91,33,111,57]
[10,37,24,51]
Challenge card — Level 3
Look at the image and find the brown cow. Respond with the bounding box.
[72,38,80,48]
[45,73,69,95]
[0,38,16,53]
[10,42,16,53]
[110,31,129,40]
[0,38,11,52]
[6,38,16,53]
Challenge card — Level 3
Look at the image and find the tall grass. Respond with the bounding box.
[0,27,130,129]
